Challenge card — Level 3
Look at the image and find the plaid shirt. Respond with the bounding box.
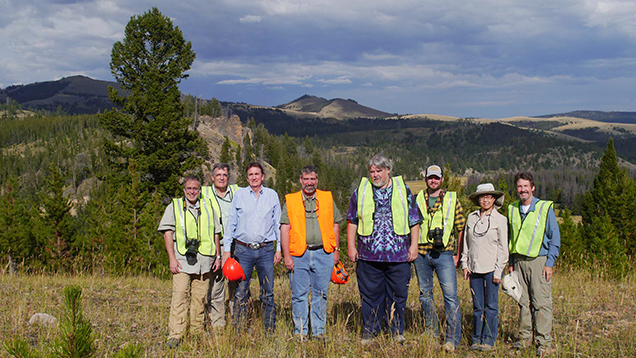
[418,189,466,255]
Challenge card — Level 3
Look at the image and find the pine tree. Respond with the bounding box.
[219,136,232,164]
[580,138,636,265]
[38,164,75,265]
[99,7,206,196]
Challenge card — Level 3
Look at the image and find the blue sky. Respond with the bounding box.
[2,0,636,118]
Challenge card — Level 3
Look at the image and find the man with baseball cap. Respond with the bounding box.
[413,165,466,352]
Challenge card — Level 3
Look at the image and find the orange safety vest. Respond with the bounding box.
[286,190,336,256]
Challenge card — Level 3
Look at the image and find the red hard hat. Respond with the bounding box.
[222,257,246,281]
[331,261,349,284]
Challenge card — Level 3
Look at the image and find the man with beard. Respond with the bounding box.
[508,172,560,357]
[158,175,222,348]
[413,165,466,352]
[222,162,282,333]
[280,165,343,341]
[347,154,422,344]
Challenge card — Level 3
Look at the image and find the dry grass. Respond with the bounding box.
[1,265,635,357]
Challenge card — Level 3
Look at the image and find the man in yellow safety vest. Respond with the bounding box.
[201,163,240,328]
[157,175,222,348]
[508,172,560,358]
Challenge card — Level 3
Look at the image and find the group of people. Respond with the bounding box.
[157,154,560,357]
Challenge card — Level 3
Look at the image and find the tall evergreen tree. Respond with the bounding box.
[100,7,206,197]
[581,138,636,263]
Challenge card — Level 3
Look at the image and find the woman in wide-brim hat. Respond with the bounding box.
[461,183,509,351]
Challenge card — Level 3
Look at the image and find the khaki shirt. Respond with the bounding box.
[460,208,509,279]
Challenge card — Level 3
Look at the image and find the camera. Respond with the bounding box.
[185,238,200,265]
[429,228,444,251]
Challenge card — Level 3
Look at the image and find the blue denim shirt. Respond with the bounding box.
[512,196,561,267]
[223,186,281,252]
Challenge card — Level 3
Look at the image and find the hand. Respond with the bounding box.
[212,258,221,272]
[408,245,418,262]
[284,255,294,271]
[169,258,181,274]
[348,247,358,262]
[333,250,340,264]
[274,251,282,265]
[543,266,553,282]
[453,255,460,268]
[493,277,501,284]
[463,268,471,280]
[222,252,231,266]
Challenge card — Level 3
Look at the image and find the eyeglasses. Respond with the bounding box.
[303,197,319,218]
[479,195,495,201]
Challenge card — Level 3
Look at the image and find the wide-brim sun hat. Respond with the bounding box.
[468,183,504,207]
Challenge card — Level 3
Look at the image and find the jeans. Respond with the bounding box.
[413,251,462,346]
[356,260,411,336]
[289,248,333,336]
[470,271,500,346]
[232,242,276,332]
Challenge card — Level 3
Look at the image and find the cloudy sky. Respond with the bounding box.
[2,0,636,118]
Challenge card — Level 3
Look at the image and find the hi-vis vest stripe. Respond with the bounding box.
[201,184,238,235]
[416,191,457,246]
[356,176,410,236]
[508,200,553,257]
[286,190,336,256]
[173,197,216,257]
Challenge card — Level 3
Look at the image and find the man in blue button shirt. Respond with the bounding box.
[222,162,282,333]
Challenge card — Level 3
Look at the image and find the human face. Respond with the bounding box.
[247,166,264,190]
[478,194,495,211]
[516,178,535,205]
[183,179,201,204]
[369,165,390,188]
[212,168,229,191]
[426,175,444,192]
[300,172,318,197]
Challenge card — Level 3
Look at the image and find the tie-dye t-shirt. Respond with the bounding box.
[347,181,423,262]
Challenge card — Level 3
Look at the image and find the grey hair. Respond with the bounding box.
[182,175,201,188]
[367,154,393,171]
[300,165,318,177]
[213,162,231,173]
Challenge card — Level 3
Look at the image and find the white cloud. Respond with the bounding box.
[239,15,262,23]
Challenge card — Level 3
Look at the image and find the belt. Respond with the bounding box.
[306,244,323,251]
[236,240,271,250]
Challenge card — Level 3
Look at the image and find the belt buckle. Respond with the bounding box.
[248,243,261,249]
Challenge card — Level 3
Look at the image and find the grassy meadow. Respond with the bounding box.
[1,263,635,357]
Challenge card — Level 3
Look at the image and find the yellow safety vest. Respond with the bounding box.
[416,191,457,246]
[508,200,553,257]
[173,197,216,257]
[201,184,239,235]
[356,176,410,236]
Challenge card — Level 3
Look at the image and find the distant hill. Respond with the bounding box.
[535,110,636,124]
[275,94,393,119]
[0,75,123,114]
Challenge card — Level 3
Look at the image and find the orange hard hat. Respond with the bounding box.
[331,261,349,284]
[223,257,246,281]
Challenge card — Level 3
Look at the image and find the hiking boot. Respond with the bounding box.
[393,334,406,344]
[444,342,456,352]
[166,338,181,348]
[512,340,529,349]
[480,344,494,351]
[361,333,375,345]
[470,343,481,351]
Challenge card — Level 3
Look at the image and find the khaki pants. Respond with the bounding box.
[207,269,226,328]
[515,255,553,347]
[168,272,210,340]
